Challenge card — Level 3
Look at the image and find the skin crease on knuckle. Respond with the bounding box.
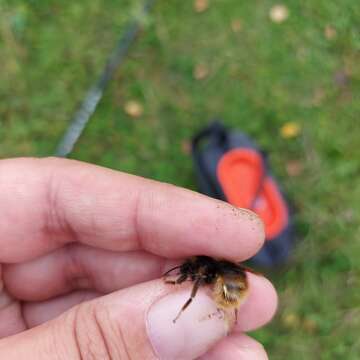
[71,302,125,360]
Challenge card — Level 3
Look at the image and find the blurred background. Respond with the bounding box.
[0,0,359,358]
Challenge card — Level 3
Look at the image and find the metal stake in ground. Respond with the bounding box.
[55,0,155,158]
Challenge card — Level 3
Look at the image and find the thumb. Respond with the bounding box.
[0,280,230,359]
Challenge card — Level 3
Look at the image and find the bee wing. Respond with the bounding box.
[237,263,263,276]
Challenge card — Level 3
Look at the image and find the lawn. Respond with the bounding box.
[1,0,359,358]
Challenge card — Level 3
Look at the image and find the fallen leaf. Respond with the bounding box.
[286,160,304,177]
[280,122,301,139]
[231,19,242,33]
[124,100,143,118]
[282,312,301,329]
[181,139,192,155]
[194,0,209,13]
[193,63,209,80]
[303,318,318,334]
[324,25,336,40]
[269,4,289,23]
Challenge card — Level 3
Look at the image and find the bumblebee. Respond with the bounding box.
[164,256,253,323]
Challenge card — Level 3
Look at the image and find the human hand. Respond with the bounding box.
[0,158,277,359]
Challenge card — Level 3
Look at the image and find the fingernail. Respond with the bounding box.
[146,290,229,360]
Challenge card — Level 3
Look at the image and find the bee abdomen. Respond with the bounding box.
[213,276,248,309]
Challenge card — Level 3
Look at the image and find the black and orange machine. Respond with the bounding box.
[192,121,293,267]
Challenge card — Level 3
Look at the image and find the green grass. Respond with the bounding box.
[1,0,359,358]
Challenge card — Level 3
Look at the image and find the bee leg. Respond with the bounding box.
[165,273,187,285]
[234,308,238,324]
[173,278,201,323]
[163,265,181,277]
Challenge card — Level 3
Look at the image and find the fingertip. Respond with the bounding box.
[230,207,265,260]
[196,202,266,262]
[236,273,278,332]
[200,333,268,360]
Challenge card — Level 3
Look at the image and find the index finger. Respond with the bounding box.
[0,158,264,263]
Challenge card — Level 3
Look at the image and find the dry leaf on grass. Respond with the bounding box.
[286,160,304,177]
[194,0,209,13]
[324,25,336,40]
[193,63,210,80]
[303,318,318,334]
[282,312,301,329]
[124,100,143,118]
[280,122,301,139]
[231,19,242,33]
[269,4,289,23]
[181,139,192,155]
